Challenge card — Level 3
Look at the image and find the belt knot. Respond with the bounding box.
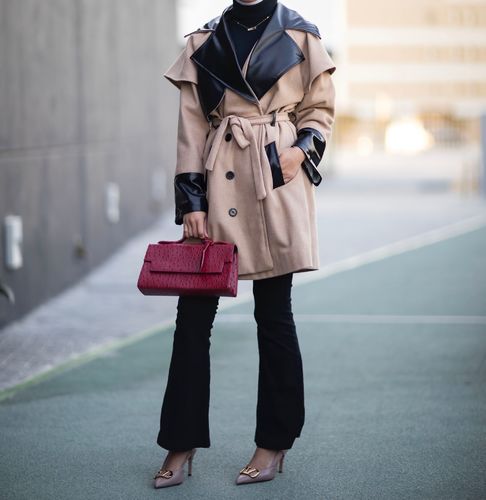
[205,112,291,201]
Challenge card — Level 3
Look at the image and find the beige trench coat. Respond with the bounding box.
[164,22,336,280]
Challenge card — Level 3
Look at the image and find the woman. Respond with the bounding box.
[153,0,336,488]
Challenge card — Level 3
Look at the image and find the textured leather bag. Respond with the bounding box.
[137,237,238,297]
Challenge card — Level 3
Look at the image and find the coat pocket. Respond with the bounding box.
[264,141,285,189]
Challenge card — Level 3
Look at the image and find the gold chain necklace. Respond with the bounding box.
[232,14,271,31]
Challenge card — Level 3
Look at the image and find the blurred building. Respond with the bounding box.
[0,1,179,327]
[337,0,486,153]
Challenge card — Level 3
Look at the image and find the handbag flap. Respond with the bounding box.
[144,242,235,274]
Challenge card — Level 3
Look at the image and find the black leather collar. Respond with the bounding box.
[189,3,321,119]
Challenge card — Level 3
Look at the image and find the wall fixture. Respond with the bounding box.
[3,215,23,270]
[105,182,120,223]
[73,234,87,259]
[0,281,15,304]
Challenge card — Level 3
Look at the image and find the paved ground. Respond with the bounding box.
[0,216,485,499]
[1,177,486,392]
[1,165,486,499]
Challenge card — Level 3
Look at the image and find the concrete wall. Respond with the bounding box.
[0,0,179,327]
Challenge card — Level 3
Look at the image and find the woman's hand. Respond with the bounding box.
[183,211,209,239]
[278,146,306,183]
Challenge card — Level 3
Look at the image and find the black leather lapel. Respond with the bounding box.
[190,3,321,118]
[196,63,227,121]
[191,7,257,118]
[247,3,321,99]
[246,29,304,100]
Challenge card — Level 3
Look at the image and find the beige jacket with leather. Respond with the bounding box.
[164,6,336,280]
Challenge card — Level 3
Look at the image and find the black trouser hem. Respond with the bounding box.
[156,435,211,452]
[254,434,300,451]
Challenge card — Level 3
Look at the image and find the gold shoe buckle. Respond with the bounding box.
[154,468,173,480]
[239,466,260,478]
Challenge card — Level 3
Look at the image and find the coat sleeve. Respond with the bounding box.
[164,37,210,225]
[292,34,336,187]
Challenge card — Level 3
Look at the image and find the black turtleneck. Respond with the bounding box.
[225,0,278,69]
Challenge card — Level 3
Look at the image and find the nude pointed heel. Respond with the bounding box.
[235,449,288,485]
[153,448,197,489]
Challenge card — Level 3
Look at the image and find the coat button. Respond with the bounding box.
[226,171,235,180]
[225,133,232,142]
[228,208,237,217]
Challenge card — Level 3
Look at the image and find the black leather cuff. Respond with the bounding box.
[293,127,326,186]
[174,172,208,225]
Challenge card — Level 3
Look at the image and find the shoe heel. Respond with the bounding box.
[188,449,196,476]
[278,451,286,473]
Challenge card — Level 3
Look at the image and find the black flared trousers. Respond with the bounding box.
[156,272,305,451]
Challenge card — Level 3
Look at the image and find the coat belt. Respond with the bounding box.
[204,112,291,201]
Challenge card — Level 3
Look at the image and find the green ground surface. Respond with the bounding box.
[1,228,485,500]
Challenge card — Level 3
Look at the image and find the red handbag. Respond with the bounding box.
[137,236,238,297]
